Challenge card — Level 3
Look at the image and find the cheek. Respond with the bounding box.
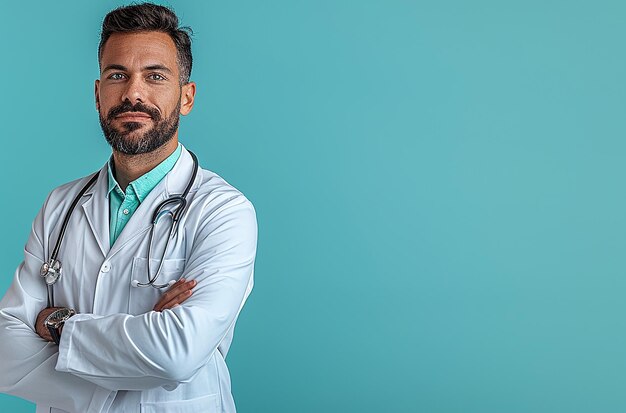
[98,102,114,118]
[157,89,181,107]
[98,82,130,100]
[97,89,119,112]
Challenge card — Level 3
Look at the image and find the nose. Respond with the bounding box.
[121,75,145,104]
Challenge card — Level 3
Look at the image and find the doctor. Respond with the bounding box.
[0,3,257,413]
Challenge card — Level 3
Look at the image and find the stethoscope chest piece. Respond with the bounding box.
[40,259,62,285]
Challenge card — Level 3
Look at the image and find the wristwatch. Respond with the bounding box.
[44,308,76,345]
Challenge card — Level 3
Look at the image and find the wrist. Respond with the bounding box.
[44,308,75,345]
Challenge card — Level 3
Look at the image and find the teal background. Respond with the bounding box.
[0,1,624,412]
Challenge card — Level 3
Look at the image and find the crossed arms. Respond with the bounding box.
[0,191,257,411]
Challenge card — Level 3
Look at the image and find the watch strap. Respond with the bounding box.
[47,324,61,345]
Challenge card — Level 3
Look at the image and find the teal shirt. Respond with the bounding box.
[107,144,182,246]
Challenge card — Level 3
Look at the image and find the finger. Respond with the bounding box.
[159,288,193,311]
[164,278,192,295]
[154,280,196,311]
[157,288,194,311]
[153,279,189,310]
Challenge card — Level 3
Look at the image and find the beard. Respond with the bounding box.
[99,99,180,155]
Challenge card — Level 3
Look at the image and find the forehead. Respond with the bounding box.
[100,31,178,71]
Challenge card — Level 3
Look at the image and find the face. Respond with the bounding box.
[96,31,196,155]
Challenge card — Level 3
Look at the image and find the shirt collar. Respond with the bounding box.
[107,143,182,203]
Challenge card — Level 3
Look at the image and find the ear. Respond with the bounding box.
[180,81,196,116]
[95,79,101,112]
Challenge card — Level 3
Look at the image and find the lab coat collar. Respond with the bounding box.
[81,143,201,259]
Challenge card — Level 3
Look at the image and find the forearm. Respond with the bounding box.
[0,305,113,412]
[56,311,185,391]
[56,292,244,391]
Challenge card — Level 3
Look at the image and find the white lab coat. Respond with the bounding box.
[0,145,257,413]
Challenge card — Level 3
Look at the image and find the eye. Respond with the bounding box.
[107,73,126,80]
[148,73,166,81]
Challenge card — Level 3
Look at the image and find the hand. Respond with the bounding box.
[35,307,63,342]
[153,278,197,312]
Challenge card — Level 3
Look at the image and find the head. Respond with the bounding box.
[96,3,196,155]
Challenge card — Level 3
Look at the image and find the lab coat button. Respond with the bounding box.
[123,209,129,215]
[100,262,111,273]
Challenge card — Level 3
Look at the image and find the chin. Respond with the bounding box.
[120,121,148,132]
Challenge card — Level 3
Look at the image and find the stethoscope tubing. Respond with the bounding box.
[43,172,99,307]
[42,150,199,306]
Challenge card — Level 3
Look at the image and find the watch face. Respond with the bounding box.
[47,308,74,326]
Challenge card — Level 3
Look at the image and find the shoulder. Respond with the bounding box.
[49,173,99,200]
[193,167,256,219]
[41,169,103,219]
[186,168,258,261]
[182,167,258,247]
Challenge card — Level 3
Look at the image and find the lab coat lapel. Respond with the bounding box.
[80,165,111,258]
[107,145,198,259]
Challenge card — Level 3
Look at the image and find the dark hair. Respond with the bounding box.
[98,3,193,84]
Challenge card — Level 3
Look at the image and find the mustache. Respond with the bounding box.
[107,101,161,121]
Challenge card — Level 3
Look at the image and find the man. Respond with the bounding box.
[0,3,257,413]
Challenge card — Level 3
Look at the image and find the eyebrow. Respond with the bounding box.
[102,64,174,74]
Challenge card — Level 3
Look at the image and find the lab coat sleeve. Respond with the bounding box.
[0,195,116,413]
[55,195,257,391]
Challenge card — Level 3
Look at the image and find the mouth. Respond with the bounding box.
[115,112,153,121]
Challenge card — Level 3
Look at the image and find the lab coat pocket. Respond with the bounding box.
[130,257,186,315]
[141,393,219,413]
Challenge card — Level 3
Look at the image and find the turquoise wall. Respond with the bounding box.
[1,1,625,411]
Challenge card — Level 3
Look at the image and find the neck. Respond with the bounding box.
[112,136,179,192]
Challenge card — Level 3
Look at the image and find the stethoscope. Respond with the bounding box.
[40,151,199,307]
